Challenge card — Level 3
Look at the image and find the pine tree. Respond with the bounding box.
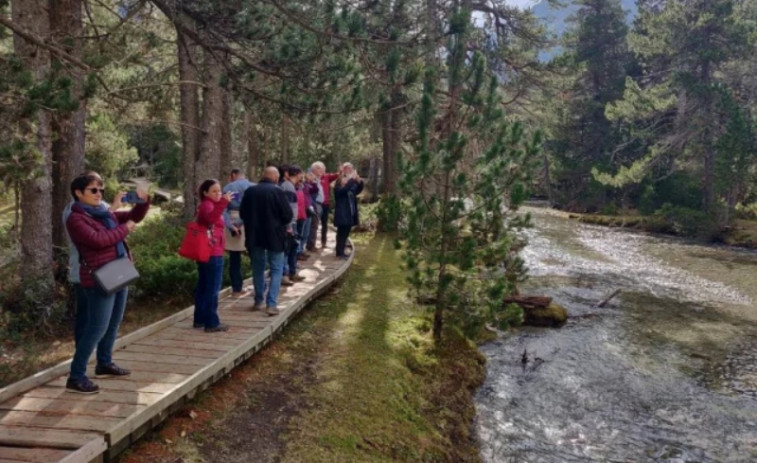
[399,7,541,340]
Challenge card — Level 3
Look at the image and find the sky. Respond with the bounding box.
[504,0,540,8]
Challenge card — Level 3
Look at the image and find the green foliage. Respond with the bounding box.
[127,124,183,187]
[654,203,719,239]
[398,8,540,341]
[127,212,197,300]
[376,194,402,232]
[0,275,68,337]
[85,113,139,180]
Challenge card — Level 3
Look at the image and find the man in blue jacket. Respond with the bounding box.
[240,166,294,316]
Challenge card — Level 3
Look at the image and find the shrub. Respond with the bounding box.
[654,203,720,239]
[128,211,197,301]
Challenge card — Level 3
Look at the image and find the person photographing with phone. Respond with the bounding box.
[332,162,363,260]
[64,172,150,394]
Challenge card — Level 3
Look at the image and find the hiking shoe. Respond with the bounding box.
[253,301,266,311]
[95,363,131,378]
[205,323,230,333]
[266,307,280,316]
[66,377,99,394]
[281,276,294,286]
[290,274,306,282]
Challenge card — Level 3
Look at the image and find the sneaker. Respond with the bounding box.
[281,276,294,286]
[193,323,204,329]
[231,291,246,298]
[66,377,99,394]
[253,301,266,311]
[266,307,280,316]
[290,274,306,282]
[205,323,230,333]
[95,363,131,378]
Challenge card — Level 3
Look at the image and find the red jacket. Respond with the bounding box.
[66,201,150,288]
[197,197,229,256]
[320,173,339,206]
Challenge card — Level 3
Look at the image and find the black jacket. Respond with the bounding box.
[333,178,364,227]
[240,179,293,252]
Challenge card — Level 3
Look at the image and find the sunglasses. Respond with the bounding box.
[87,187,105,195]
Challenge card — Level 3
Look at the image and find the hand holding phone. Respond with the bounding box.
[122,190,146,204]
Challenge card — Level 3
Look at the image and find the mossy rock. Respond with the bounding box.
[523,302,568,327]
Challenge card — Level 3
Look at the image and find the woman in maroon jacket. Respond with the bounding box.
[65,172,150,394]
[193,179,234,333]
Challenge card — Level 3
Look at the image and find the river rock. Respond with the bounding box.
[504,295,568,327]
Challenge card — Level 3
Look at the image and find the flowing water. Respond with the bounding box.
[476,207,757,463]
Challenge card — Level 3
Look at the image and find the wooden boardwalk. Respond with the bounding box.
[0,237,353,463]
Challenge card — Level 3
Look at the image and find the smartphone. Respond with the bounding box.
[232,192,240,201]
[123,190,145,204]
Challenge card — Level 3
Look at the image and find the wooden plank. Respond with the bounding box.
[46,378,178,395]
[0,447,71,463]
[155,329,244,346]
[0,397,143,419]
[109,361,201,376]
[112,351,211,367]
[0,410,121,433]
[131,338,233,353]
[57,438,107,463]
[157,328,261,343]
[21,387,161,407]
[120,344,221,359]
[0,425,101,449]
[107,327,273,444]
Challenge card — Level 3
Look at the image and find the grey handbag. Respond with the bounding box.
[92,257,140,295]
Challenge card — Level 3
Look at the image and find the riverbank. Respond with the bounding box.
[117,232,486,463]
[560,210,757,249]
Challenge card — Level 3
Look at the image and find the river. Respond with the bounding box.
[475,207,757,463]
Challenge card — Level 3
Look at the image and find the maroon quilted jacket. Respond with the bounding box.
[66,201,150,288]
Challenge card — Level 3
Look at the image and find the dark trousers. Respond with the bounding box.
[320,204,330,244]
[307,203,322,250]
[194,256,224,329]
[336,225,351,257]
[286,235,298,276]
[228,251,243,292]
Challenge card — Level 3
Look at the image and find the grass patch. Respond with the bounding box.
[118,232,486,463]
[277,233,485,463]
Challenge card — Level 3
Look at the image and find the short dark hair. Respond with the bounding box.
[198,178,219,199]
[70,173,103,200]
[288,165,302,177]
[230,168,241,176]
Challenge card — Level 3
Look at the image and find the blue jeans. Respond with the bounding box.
[70,286,128,381]
[251,247,285,308]
[228,251,243,292]
[194,256,224,328]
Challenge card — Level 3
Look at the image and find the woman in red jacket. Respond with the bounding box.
[65,172,150,394]
[193,179,234,333]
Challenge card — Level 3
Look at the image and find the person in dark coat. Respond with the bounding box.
[332,162,364,259]
[240,166,294,315]
[65,172,150,394]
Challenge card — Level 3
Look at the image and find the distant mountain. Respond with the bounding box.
[531,0,637,37]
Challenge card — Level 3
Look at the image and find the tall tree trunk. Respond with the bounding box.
[50,0,86,255]
[13,0,54,290]
[219,82,233,179]
[380,108,392,194]
[280,115,289,163]
[198,48,224,183]
[177,31,201,217]
[245,109,259,180]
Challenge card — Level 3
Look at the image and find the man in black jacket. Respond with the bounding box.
[240,166,294,315]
